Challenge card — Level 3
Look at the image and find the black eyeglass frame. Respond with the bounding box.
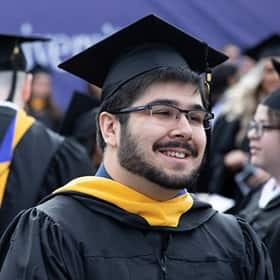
[248,120,280,137]
[109,103,214,129]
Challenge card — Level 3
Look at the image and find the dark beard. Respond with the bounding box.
[118,125,204,191]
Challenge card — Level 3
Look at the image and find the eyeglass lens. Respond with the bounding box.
[150,105,211,129]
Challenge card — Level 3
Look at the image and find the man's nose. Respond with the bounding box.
[169,114,193,139]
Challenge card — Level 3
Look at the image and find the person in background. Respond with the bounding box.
[263,58,280,280]
[0,34,93,237]
[211,63,239,121]
[221,43,240,64]
[26,64,63,131]
[221,43,255,76]
[194,63,238,194]
[60,91,102,172]
[237,85,280,279]
[86,82,102,100]
[0,15,273,279]
[272,58,280,75]
[208,34,280,207]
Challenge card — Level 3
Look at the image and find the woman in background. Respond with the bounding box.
[208,57,280,207]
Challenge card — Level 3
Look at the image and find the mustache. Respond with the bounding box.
[153,141,198,157]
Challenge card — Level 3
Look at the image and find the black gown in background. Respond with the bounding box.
[0,105,93,236]
[207,115,249,201]
[265,220,280,280]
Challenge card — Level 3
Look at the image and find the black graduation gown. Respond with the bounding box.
[264,220,280,280]
[0,183,274,279]
[238,187,280,241]
[27,107,62,132]
[0,105,93,236]
[237,186,280,278]
[207,115,249,202]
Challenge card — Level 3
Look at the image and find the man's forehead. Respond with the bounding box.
[133,82,203,106]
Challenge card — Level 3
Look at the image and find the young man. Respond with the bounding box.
[0,15,274,279]
[0,34,93,237]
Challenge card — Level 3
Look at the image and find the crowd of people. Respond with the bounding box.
[0,14,280,279]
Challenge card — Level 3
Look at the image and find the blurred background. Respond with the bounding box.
[1,0,279,111]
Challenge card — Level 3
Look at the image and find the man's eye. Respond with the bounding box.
[188,113,203,123]
[153,110,172,116]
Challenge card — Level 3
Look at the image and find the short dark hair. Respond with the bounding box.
[96,67,207,151]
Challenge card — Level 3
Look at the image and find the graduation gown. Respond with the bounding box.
[0,105,93,236]
[238,187,280,241]
[0,176,274,279]
[237,184,280,278]
[265,220,280,280]
[207,115,249,201]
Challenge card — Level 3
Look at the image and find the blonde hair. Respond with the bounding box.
[0,71,27,107]
[220,60,267,144]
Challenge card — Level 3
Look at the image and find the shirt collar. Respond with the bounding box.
[95,163,112,179]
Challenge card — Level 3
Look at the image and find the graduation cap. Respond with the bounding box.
[243,34,280,61]
[60,91,100,137]
[0,33,49,101]
[262,88,280,111]
[272,58,280,77]
[59,14,227,102]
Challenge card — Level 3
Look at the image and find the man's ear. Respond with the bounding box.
[99,112,120,147]
[22,73,32,102]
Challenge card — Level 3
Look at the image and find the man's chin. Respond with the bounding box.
[164,166,200,177]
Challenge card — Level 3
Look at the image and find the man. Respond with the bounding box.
[0,34,93,236]
[0,15,274,279]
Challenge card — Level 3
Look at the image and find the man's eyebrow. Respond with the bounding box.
[148,99,178,106]
[148,99,205,110]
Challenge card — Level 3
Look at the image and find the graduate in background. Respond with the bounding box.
[239,86,280,279]
[208,34,280,206]
[60,91,102,172]
[26,64,63,131]
[238,59,280,279]
[0,34,93,237]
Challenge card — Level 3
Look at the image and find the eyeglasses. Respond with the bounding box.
[109,103,214,129]
[247,120,280,138]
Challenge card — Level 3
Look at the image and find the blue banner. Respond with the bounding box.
[1,0,279,110]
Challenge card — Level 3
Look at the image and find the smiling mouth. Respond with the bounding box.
[160,150,189,159]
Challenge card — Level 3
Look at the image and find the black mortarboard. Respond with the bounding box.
[262,88,280,110]
[0,33,49,101]
[243,34,280,61]
[59,14,227,101]
[60,91,100,137]
[272,58,280,77]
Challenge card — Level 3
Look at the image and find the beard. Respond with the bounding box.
[118,124,205,191]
